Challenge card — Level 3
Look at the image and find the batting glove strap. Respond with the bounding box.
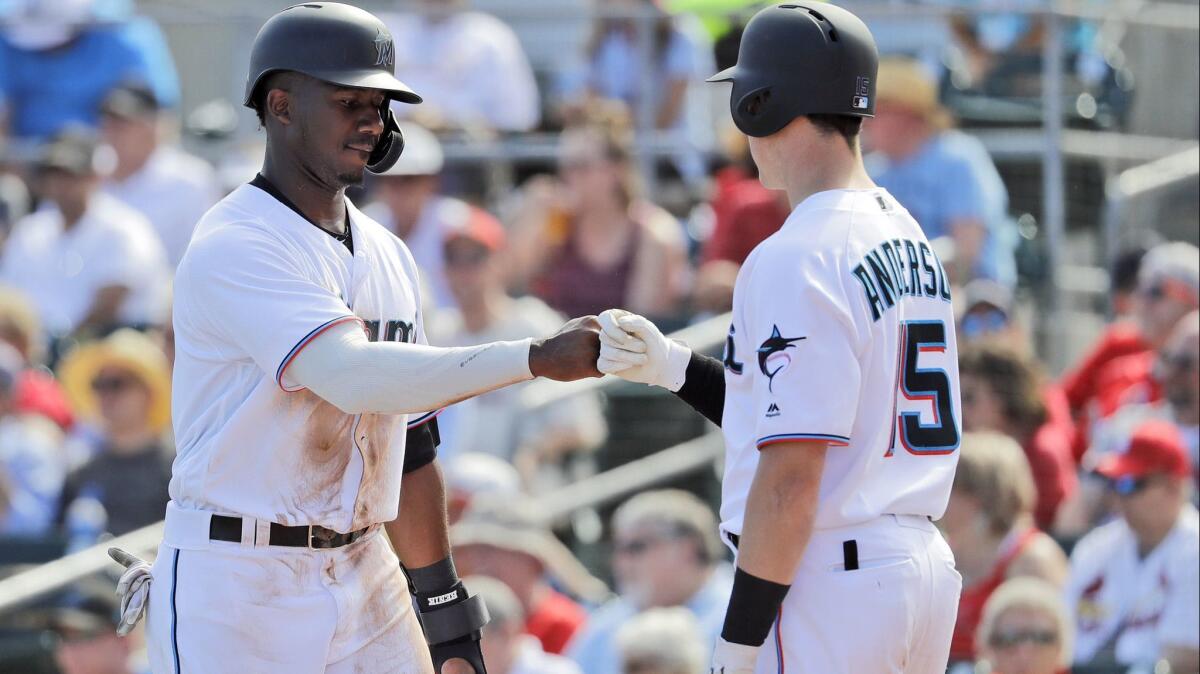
[416,591,490,646]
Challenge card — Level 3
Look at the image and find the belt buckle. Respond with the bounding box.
[308,525,338,550]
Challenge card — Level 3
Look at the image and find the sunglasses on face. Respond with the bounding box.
[961,310,1009,339]
[90,376,136,394]
[989,629,1058,649]
[613,535,673,558]
[444,248,490,268]
[1108,475,1153,497]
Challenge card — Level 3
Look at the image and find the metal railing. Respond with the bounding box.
[0,313,733,614]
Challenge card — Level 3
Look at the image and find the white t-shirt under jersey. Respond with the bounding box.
[719,188,961,536]
[170,183,435,533]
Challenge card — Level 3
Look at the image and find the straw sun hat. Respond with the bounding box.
[58,329,172,433]
[875,58,953,129]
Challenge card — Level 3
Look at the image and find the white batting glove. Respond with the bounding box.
[109,547,152,636]
[711,637,760,674]
[596,309,691,392]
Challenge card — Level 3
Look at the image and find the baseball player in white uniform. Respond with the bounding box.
[598,4,962,673]
[108,5,602,673]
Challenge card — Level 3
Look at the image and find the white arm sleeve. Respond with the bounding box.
[285,320,534,415]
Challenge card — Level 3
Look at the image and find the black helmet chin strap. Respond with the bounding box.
[367,104,405,174]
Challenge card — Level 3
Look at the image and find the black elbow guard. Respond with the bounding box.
[402,418,440,474]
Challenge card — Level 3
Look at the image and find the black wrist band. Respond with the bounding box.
[720,567,791,646]
[405,556,459,596]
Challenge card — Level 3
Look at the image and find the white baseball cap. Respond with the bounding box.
[377,122,444,176]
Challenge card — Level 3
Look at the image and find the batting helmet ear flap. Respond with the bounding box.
[732,85,785,138]
[367,105,405,174]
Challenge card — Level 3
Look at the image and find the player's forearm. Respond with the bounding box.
[287,321,533,415]
[386,460,452,568]
[736,442,827,584]
[1165,645,1200,673]
[672,351,726,426]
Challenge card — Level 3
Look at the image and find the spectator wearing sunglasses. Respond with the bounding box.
[427,210,606,487]
[1064,419,1199,673]
[53,329,172,537]
[942,432,1068,666]
[975,577,1073,674]
[959,342,1078,529]
[567,490,732,674]
[1068,312,1200,533]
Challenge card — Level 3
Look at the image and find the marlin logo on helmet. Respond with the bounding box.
[373,28,394,68]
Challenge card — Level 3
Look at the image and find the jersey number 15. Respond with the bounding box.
[888,320,959,456]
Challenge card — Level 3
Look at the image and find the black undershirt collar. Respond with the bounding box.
[250,173,354,255]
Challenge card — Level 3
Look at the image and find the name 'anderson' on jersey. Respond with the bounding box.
[719,188,961,537]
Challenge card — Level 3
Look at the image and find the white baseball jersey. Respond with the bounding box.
[1065,503,1200,666]
[720,188,961,535]
[170,183,435,533]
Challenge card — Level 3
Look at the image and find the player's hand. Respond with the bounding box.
[529,315,603,381]
[710,637,760,673]
[597,309,691,391]
[438,657,480,674]
[108,547,153,636]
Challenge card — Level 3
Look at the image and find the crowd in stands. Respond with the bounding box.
[0,2,1195,674]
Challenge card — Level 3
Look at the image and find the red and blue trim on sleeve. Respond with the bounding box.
[276,315,364,392]
[757,432,850,450]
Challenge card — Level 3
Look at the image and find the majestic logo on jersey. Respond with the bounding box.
[374,29,395,68]
[757,325,805,392]
[723,324,744,375]
[766,402,782,418]
[850,237,952,322]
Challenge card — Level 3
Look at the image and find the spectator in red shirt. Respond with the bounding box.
[942,432,1068,664]
[1064,242,1199,456]
[694,137,788,313]
[960,341,1078,529]
[451,499,608,655]
[0,286,73,430]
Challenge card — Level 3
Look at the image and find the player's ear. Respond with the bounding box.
[265,88,292,126]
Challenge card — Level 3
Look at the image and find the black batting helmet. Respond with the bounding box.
[243,2,421,174]
[708,3,878,138]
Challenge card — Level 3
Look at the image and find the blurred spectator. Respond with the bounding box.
[452,500,609,655]
[1064,419,1199,672]
[974,577,1073,674]
[0,342,64,536]
[0,287,73,429]
[1110,243,1156,319]
[383,0,539,133]
[99,83,220,268]
[0,130,169,343]
[942,432,1067,664]
[864,58,1016,287]
[54,329,171,537]
[615,607,706,674]
[428,213,606,486]
[959,342,1077,528]
[507,119,687,320]
[567,490,731,674]
[470,574,583,674]
[43,575,140,674]
[363,123,464,310]
[0,0,179,142]
[560,0,714,183]
[957,279,1027,349]
[693,132,788,313]
[443,452,521,524]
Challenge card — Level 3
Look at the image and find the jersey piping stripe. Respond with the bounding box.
[406,408,445,429]
[275,315,364,391]
[775,606,785,674]
[170,548,180,674]
[757,433,851,449]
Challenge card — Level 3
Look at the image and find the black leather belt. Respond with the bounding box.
[209,514,369,549]
[725,531,860,571]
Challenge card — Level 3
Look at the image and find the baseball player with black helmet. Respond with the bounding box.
[107,4,602,673]
[598,4,963,673]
